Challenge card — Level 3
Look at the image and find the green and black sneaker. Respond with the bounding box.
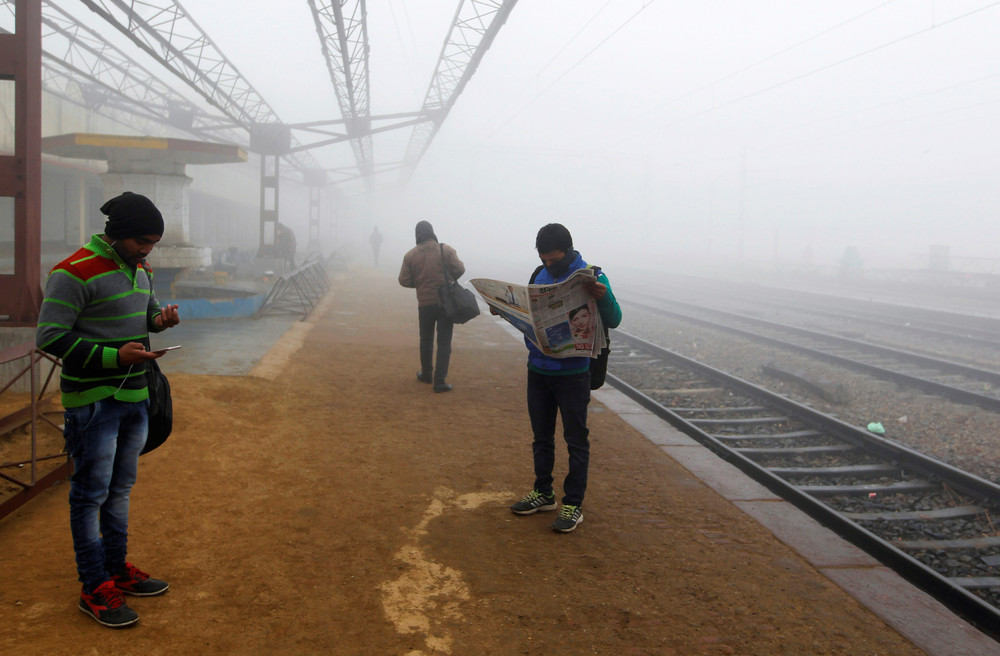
[551,504,583,533]
[510,490,557,515]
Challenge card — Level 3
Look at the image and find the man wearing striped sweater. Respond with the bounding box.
[36,192,180,628]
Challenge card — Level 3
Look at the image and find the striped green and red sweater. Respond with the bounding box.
[35,234,165,408]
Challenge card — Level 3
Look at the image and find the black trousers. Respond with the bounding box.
[526,368,591,506]
[418,304,454,384]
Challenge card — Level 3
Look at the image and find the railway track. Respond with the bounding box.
[743,294,1000,351]
[648,281,1000,348]
[623,296,1000,412]
[607,329,1000,640]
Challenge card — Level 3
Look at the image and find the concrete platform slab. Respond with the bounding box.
[662,445,782,500]
[822,566,1000,656]
[149,315,298,376]
[734,499,880,568]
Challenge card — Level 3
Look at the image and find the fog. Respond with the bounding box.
[54,1,1000,283]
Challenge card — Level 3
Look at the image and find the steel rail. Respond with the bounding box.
[607,329,1000,640]
[623,298,1000,412]
[635,287,1000,349]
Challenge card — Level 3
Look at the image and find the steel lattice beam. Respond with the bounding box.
[75,0,322,175]
[0,0,519,190]
[0,0,247,147]
[399,0,517,185]
[35,1,239,137]
[42,2,197,125]
[77,0,275,125]
[307,0,373,183]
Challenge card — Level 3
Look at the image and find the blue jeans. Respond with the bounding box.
[418,304,454,384]
[64,399,148,591]
[526,369,591,506]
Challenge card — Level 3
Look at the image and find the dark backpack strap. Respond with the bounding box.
[586,265,610,338]
[439,243,452,284]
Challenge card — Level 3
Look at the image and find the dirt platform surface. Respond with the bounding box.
[0,270,929,655]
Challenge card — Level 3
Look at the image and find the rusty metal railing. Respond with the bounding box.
[0,343,68,520]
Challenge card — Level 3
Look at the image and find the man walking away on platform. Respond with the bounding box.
[36,191,180,628]
[398,220,466,393]
[509,223,622,533]
[370,226,383,266]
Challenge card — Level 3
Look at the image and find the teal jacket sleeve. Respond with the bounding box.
[595,272,622,329]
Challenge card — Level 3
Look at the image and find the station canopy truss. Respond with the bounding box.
[0,0,519,193]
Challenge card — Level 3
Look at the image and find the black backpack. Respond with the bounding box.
[530,264,611,390]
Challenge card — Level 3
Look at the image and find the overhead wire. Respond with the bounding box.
[641,0,1000,136]
[635,0,901,118]
[527,0,617,83]
[386,0,423,106]
[752,85,1000,175]
[475,0,657,146]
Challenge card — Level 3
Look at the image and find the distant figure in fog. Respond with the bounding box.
[276,223,296,271]
[398,220,465,393]
[370,226,383,266]
[839,245,862,281]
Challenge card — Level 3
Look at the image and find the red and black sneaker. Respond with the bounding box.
[110,562,169,597]
[79,580,139,628]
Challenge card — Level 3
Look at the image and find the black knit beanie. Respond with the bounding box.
[415,220,437,245]
[535,223,573,253]
[100,192,164,239]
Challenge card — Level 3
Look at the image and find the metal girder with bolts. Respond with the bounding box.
[399,0,519,186]
[308,0,374,185]
[31,0,240,140]
[0,0,43,326]
[75,0,324,177]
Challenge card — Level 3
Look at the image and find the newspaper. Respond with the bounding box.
[470,269,606,358]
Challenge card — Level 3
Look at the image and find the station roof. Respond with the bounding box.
[41,133,247,165]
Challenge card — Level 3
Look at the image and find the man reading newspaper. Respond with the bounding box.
[472,223,622,533]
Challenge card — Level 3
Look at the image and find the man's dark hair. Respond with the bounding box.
[535,223,573,253]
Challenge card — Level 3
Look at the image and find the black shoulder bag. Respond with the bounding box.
[142,348,173,455]
[437,244,480,324]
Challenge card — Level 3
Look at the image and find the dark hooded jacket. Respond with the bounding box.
[398,222,466,307]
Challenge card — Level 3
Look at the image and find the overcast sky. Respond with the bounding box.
[54,1,1000,278]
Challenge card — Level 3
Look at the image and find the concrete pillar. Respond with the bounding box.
[41,134,247,277]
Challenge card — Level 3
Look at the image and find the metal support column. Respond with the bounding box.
[303,168,326,252]
[0,0,43,326]
[308,187,321,250]
[258,153,280,257]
